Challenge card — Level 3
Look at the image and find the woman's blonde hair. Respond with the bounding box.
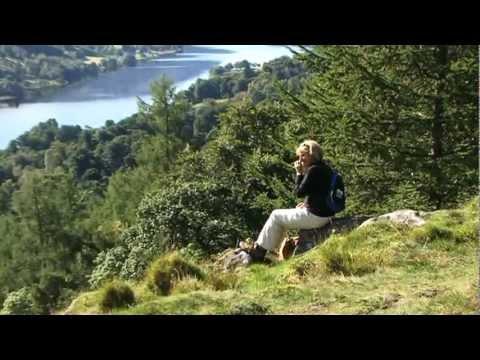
[296,140,323,162]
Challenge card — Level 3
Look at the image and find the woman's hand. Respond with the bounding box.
[294,160,304,175]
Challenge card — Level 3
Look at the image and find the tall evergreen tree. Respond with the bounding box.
[285,45,478,212]
[137,75,191,172]
[1,169,99,310]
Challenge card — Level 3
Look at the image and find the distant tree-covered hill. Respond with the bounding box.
[0,45,183,103]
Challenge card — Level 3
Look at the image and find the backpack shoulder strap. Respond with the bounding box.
[329,170,338,189]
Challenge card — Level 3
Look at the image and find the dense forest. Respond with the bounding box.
[0,46,477,314]
[0,45,182,103]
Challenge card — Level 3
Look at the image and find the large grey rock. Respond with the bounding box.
[358,209,427,229]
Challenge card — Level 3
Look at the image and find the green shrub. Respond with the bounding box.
[137,182,249,253]
[1,288,38,315]
[178,242,209,263]
[88,246,129,289]
[99,280,136,313]
[146,253,205,296]
[89,224,167,286]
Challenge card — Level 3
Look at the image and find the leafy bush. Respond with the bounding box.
[1,288,38,315]
[89,224,166,286]
[178,243,208,263]
[137,181,249,252]
[99,280,135,312]
[88,246,128,289]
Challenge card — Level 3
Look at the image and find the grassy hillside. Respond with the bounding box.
[64,197,479,315]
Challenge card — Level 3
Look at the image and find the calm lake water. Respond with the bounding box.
[0,45,293,149]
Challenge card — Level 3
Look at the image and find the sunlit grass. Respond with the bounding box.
[64,196,479,315]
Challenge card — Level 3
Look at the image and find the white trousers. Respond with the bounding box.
[256,208,331,252]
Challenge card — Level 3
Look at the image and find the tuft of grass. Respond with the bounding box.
[355,292,403,314]
[99,280,136,313]
[454,222,478,243]
[242,263,284,292]
[145,252,205,296]
[62,290,106,315]
[319,224,397,276]
[292,257,322,277]
[411,206,478,249]
[228,300,271,315]
[411,224,455,245]
[415,289,479,315]
[275,251,327,285]
[433,290,479,314]
[123,290,240,315]
[172,277,207,295]
[461,196,479,219]
[205,271,241,291]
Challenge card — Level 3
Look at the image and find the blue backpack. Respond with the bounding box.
[325,169,346,214]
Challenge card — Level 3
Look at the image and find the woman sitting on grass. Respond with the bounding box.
[239,140,336,264]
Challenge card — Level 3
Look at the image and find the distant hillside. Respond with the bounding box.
[0,45,183,103]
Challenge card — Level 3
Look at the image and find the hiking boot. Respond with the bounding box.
[246,245,267,262]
